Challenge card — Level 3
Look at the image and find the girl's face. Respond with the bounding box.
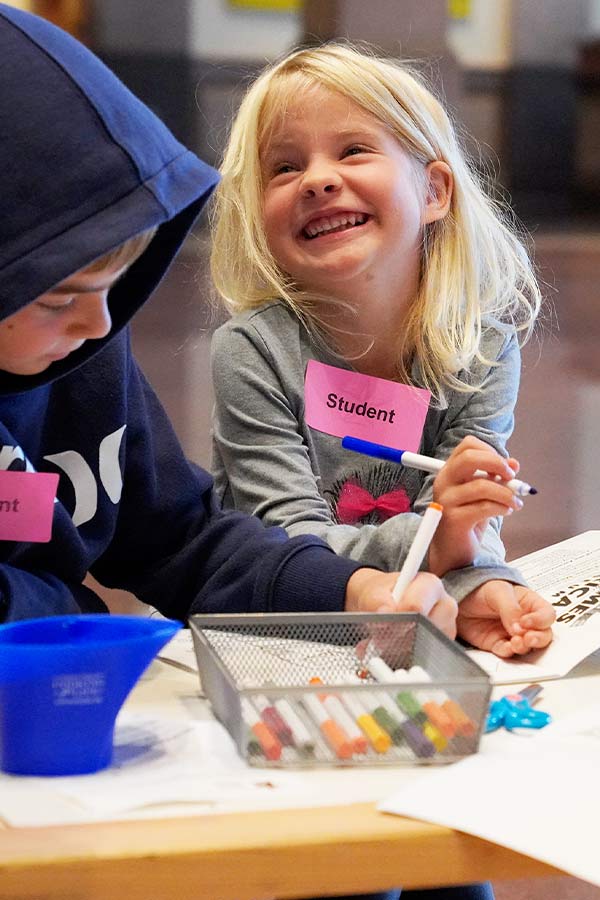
[260,85,450,304]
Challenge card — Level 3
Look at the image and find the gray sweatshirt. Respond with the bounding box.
[211,301,526,601]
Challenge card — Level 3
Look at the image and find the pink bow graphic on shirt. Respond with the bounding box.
[336,482,411,525]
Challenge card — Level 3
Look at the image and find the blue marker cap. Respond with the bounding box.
[342,436,405,464]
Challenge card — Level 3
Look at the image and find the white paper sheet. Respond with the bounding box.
[0,706,416,827]
[468,531,600,683]
[379,701,600,886]
[0,711,306,826]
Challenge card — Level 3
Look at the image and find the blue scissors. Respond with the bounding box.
[485,683,552,733]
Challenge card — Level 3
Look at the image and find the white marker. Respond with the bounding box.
[391,502,443,605]
[273,698,316,756]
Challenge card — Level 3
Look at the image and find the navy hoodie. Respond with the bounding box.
[0,5,362,622]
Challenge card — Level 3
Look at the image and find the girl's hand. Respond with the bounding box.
[429,435,523,575]
[345,569,458,640]
[457,579,556,657]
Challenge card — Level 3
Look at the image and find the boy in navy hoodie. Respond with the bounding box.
[0,4,460,637]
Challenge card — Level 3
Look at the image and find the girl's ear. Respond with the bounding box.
[423,161,453,224]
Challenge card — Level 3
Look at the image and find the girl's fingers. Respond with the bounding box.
[449,436,520,475]
[520,609,557,630]
[486,583,529,633]
[509,629,553,654]
[507,633,529,654]
[445,501,518,525]
[517,594,557,629]
[441,447,517,484]
[521,627,554,650]
[435,480,522,512]
[495,636,521,657]
[507,456,520,474]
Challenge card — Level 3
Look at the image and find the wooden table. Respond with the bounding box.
[2,645,587,900]
[0,800,561,900]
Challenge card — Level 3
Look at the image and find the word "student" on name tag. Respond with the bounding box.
[304,360,430,450]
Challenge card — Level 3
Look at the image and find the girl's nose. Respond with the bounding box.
[70,293,112,340]
[301,162,342,198]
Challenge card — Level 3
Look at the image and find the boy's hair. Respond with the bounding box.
[85,227,157,274]
[210,43,541,403]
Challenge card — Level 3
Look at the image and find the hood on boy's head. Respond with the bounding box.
[0,3,219,389]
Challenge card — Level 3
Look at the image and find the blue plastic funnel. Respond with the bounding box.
[0,614,181,776]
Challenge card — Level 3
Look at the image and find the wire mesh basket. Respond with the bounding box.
[189,612,491,768]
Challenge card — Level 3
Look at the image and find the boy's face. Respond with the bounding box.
[0,260,128,376]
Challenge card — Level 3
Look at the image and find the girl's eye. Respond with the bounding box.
[273,163,296,176]
[343,145,368,158]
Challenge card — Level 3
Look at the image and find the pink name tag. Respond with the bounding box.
[0,471,59,543]
[304,359,430,450]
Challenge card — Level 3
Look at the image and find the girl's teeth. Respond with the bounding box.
[304,214,366,239]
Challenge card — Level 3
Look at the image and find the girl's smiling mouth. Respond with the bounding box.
[301,212,370,240]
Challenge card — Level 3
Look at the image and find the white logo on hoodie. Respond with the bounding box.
[0,425,126,527]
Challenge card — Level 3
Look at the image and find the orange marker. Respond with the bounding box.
[302,691,353,759]
[310,678,368,755]
[407,667,475,737]
[420,699,456,739]
[441,699,476,737]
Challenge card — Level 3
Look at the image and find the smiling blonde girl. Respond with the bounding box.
[209,43,555,662]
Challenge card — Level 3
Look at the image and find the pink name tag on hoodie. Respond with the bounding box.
[0,471,59,542]
[304,359,430,450]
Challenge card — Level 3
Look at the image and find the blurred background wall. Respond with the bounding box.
[111,0,600,225]
[13,0,600,225]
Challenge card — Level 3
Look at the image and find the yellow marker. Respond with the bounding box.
[340,688,391,754]
[422,721,447,752]
[357,710,392,753]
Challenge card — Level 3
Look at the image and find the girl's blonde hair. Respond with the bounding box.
[210,43,541,403]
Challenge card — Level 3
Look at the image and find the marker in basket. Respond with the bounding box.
[402,666,476,738]
[370,657,455,738]
[344,674,435,759]
[302,691,353,760]
[273,698,316,757]
[310,678,368,755]
[253,694,295,747]
[342,436,537,497]
[335,685,392,754]
[339,676,401,748]
[391,502,443,605]
[362,690,406,747]
[241,698,282,761]
[364,661,447,752]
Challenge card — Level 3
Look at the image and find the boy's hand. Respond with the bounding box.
[457,579,556,657]
[345,569,458,639]
[429,436,523,575]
